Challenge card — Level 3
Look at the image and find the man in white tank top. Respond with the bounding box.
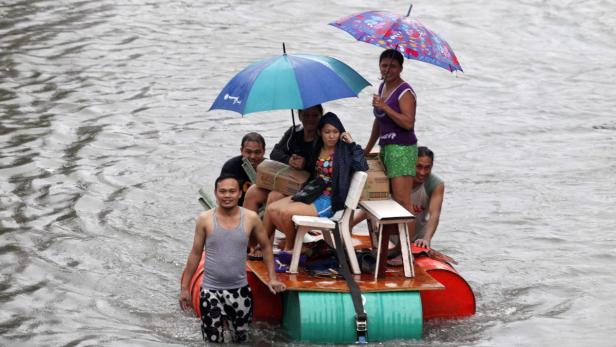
[179,174,285,343]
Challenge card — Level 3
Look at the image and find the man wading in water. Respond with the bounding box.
[179,174,286,343]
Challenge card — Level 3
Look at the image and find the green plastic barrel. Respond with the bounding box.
[282,291,422,344]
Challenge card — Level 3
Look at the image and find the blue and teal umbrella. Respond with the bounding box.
[210,53,370,116]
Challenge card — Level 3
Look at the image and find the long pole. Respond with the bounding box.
[283,42,297,128]
[382,3,412,85]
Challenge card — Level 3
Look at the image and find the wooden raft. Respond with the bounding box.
[247,259,444,293]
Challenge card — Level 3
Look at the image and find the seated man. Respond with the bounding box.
[243,105,323,214]
[220,132,266,206]
[354,146,444,248]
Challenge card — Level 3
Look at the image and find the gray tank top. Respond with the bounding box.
[202,208,249,289]
[411,174,443,241]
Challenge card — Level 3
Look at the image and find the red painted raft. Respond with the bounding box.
[412,247,476,320]
[182,246,474,323]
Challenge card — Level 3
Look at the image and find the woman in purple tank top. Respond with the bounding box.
[364,49,418,239]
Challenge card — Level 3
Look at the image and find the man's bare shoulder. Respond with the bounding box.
[196,210,214,226]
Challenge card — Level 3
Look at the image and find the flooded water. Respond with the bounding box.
[1,0,615,346]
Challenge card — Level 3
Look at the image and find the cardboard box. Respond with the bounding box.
[366,156,384,171]
[256,159,310,196]
[361,157,390,200]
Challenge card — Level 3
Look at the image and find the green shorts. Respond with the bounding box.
[379,144,418,178]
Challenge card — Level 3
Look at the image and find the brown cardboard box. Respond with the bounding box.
[256,159,310,196]
[361,156,390,200]
[366,156,383,171]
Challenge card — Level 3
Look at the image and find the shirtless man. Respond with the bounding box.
[179,174,285,343]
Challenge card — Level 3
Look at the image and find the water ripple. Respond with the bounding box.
[1,0,615,345]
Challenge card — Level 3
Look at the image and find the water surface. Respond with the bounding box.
[1,0,615,346]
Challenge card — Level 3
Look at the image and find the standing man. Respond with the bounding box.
[220,132,266,206]
[179,174,285,343]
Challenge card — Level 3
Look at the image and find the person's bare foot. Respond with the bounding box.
[387,254,403,266]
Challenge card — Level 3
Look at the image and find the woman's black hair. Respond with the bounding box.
[417,146,434,160]
[379,48,404,67]
[317,112,346,133]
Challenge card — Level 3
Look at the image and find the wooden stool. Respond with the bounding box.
[359,200,415,280]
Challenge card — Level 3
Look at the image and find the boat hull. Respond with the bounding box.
[415,255,476,320]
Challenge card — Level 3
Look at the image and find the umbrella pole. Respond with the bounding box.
[406,3,413,16]
[283,42,296,128]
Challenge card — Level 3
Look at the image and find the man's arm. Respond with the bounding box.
[270,127,294,164]
[179,212,209,310]
[249,211,286,294]
[414,183,444,248]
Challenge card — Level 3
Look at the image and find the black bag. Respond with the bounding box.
[291,177,326,204]
[355,249,402,274]
[356,249,377,274]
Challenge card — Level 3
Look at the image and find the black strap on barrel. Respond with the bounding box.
[332,222,367,344]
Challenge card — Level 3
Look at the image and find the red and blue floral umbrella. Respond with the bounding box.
[330,8,462,73]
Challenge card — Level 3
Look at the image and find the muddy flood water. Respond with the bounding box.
[1,0,615,346]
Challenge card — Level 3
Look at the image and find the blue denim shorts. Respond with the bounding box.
[312,194,333,218]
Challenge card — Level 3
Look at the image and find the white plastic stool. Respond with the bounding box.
[359,199,415,279]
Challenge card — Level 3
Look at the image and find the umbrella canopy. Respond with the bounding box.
[210,53,370,115]
[330,10,462,73]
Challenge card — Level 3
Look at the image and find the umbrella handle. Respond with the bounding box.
[406,3,413,17]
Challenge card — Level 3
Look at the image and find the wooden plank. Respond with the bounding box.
[247,260,444,293]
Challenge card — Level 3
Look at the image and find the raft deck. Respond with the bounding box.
[247,259,444,293]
